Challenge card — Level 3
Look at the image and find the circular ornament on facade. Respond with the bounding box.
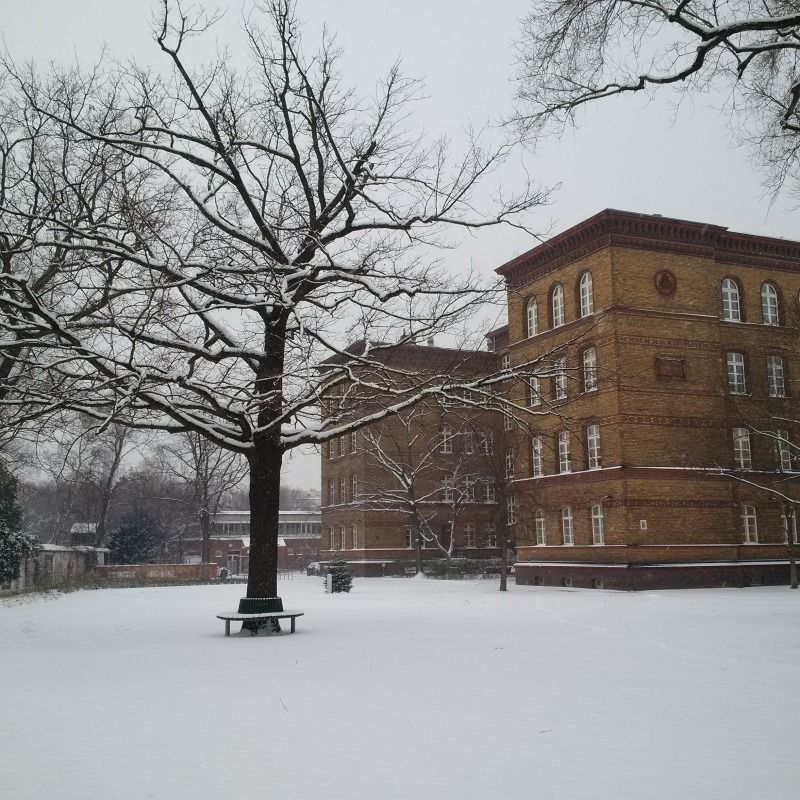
[655,270,677,296]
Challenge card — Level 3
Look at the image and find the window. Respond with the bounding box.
[340,435,348,457]
[441,522,453,547]
[329,526,337,550]
[350,429,358,453]
[486,524,497,547]
[767,355,786,397]
[328,478,335,505]
[527,375,541,407]
[776,430,793,472]
[506,496,516,526]
[483,481,496,503]
[741,505,758,543]
[586,424,601,469]
[721,278,741,321]
[761,282,780,326]
[464,430,475,454]
[340,525,347,550]
[561,507,574,545]
[558,431,571,473]
[551,284,565,327]
[531,437,544,477]
[326,441,334,461]
[404,527,414,548]
[726,352,747,394]
[351,475,358,502]
[501,353,510,371]
[505,448,515,479]
[782,508,799,544]
[579,271,594,317]
[554,357,567,400]
[732,427,752,470]
[479,430,494,455]
[591,505,605,545]
[465,523,476,548]
[526,297,539,337]
[503,412,513,431]
[340,477,347,503]
[465,475,477,502]
[535,510,546,545]
[582,347,598,392]
[351,525,358,549]
[440,425,453,453]
[443,478,455,502]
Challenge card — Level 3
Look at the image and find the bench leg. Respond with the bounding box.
[225,620,230,637]
[290,617,296,633]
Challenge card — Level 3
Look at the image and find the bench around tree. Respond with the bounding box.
[216,610,304,636]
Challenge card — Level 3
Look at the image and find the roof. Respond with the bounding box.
[319,339,499,373]
[496,208,800,287]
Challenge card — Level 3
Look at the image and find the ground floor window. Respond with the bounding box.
[741,505,758,543]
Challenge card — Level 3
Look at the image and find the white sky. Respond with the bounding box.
[4,0,796,489]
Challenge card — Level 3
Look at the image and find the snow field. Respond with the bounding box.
[2,577,798,799]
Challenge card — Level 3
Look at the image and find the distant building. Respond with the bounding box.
[320,341,504,576]
[170,509,321,573]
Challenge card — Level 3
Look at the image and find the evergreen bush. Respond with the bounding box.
[0,461,38,584]
[327,557,353,593]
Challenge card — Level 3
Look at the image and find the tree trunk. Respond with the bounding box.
[499,546,508,592]
[199,506,211,564]
[246,437,283,599]
[785,502,798,590]
[414,527,423,575]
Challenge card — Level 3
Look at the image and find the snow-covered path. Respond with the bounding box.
[2,577,798,799]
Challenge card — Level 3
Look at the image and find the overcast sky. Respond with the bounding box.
[4,1,796,489]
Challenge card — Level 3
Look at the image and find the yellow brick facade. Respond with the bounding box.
[500,210,800,588]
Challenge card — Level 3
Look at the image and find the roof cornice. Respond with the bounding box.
[497,209,800,286]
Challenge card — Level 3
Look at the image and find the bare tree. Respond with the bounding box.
[516,0,800,187]
[0,1,545,600]
[356,403,492,569]
[721,422,800,589]
[159,432,248,563]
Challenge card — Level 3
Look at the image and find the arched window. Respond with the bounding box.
[582,347,598,392]
[586,424,601,469]
[721,278,741,321]
[535,509,546,545]
[531,437,544,477]
[591,505,605,545]
[561,507,574,545]
[761,282,780,326]
[551,284,565,327]
[579,272,594,317]
[526,297,538,338]
[741,505,758,543]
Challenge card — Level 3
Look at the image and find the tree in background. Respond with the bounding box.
[0,460,38,584]
[516,0,800,188]
[107,509,161,565]
[0,1,544,602]
[159,432,248,563]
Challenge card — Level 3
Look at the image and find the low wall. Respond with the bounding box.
[515,560,792,590]
[1,545,110,595]
[95,563,218,585]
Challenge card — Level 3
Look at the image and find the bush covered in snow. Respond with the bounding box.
[327,558,353,593]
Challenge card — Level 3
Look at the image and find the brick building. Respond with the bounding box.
[169,509,321,574]
[500,209,800,589]
[320,341,505,576]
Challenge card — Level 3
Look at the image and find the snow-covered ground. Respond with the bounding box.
[2,577,798,800]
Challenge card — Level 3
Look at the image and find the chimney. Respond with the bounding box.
[427,338,435,347]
